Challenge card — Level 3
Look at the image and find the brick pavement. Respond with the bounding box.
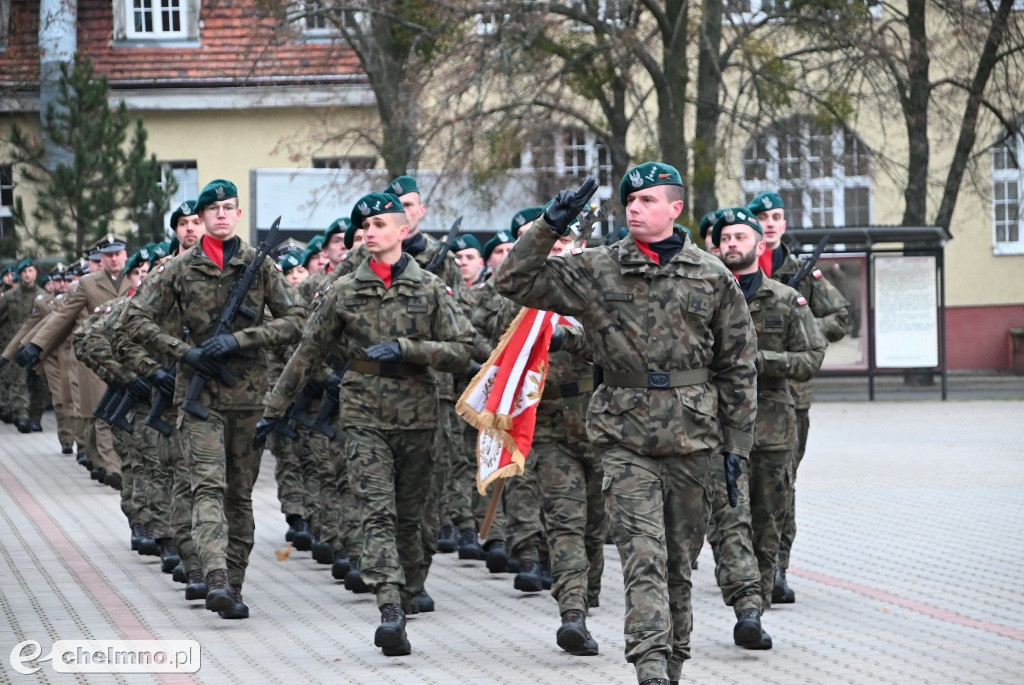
[1,400,1021,684]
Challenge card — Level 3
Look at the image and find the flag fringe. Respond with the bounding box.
[456,307,529,429]
[477,427,527,495]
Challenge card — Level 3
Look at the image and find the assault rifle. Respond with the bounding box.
[786,232,831,290]
[309,360,349,439]
[424,216,463,275]
[93,384,125,424]
[182,217,282,420]
[144,368,176,437]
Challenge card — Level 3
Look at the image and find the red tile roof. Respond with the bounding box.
[1,0,364,89]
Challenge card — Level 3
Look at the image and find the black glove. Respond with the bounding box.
[125,376,152,402]
[147,368,176,398]
[202,333,240,359]
[252,417,281,451]
[549,326,566,352]
[181,346,221,378]
[15,343,42,369]
[724,452,744,508]
[364,341,402,362]
[543,177,599,235]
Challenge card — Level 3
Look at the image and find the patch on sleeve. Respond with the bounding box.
[812,269,823,279]
[93,306,102,313]
[445,286,454,296]
[796,296,808,306]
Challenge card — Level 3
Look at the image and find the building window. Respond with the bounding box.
[313,156,377,170]
[992,128,1023,254]
[125,0,187,39]
[161,161,198,232]
[0,164,13,239]
[741,115,873,228]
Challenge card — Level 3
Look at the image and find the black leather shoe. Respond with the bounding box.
[344,564,371,594]
[184,570,207,600]
[374,603,411,656]
[556,609,599,656]
[292,518,312,551]
[457,528,484,560]
[773,566,796,604]
[485,540,509,574]
[437,524,458,553]
[204,569,235,612]
[218,587,249,619]
[514,561,544,593]
[158,539,180,573]
[413,591,435,613]
[734,608,772,649]
[104,472,122,491]
[30,420,42,432]
[312,540,334,565]
[61,443,74,455]
[331,551,351,580]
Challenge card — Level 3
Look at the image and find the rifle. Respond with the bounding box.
[182,217,282,420]
[786,232,831,290]
[144,368,176,437]
[286,380,326,432]
[424,216,463,275]
[93,384,125,424]
[309,361,349,439]
[108,392,137,433]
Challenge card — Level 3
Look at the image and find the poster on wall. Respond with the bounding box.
[873,255,938,368]
[817,254,868,370]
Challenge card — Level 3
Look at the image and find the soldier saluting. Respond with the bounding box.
[126,179,305,619]
[494,164,758,685]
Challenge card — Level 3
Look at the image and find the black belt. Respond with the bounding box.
[348,359,427,378]
[542,378,594,399]
[758,376,789,391]
[603,368,710,389]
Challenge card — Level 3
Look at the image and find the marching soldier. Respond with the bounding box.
[494,165,758,685]
[0,259,47,432]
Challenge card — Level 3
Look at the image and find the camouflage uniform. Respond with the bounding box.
[771,244,851,576]
[0,281,45,423]
[264,255,478,611]
[494,218,757,684]
[707,271,826,612]
[125,239,304,590]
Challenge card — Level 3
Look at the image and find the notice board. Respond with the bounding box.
[873,255,938,368]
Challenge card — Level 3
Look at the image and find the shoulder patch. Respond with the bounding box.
[796,295,808,306]
[93,306,101,313]
[157,265,165,273]
[104,306,112,313]
[36,294,44,301]
[445,286,454,296]
[812,269,823,279]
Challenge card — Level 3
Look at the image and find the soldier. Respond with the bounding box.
[257,191,479,656]
[0,258,46,432]
[302,235,329,276]
[747,191,852,603]
[18,236,132,483]
[125,179,305,619]
[494,165,757,685]
[452,233,485,286]
[322,217,350,271]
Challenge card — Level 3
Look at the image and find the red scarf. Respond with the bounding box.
[634,240,660,265]
[758,249,773,277]
[368,258,392,288]
[203,236,226,270]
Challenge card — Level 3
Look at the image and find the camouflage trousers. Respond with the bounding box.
[163,420,199,574]
[113,412,171,539]
[111,426,137,525]
[443,410,477,528]
[328,430,360,556]
[10,366,46,422]
[504,450,547,565]
[269,432,306,519]
[533,440,607,614]
[180,408,262,588]
[0,354,18,414]
[705,453,763,615]
[603,447,711,685]
[6,365,30,421]
[749,447,792,608]
[303,426,341,551]
[778,407,810,571]
[345,425,433,610]
[419,400,454,579]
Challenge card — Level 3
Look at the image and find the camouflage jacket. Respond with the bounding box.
[772,242,852,407]
[264,255,478,430]
[746,272,826,450]
[75,297,137,386]
[125,238,305,411]
[0,283,45,347]
[495,217,758,458]
[116,270,179,379]
[2,287,50,358]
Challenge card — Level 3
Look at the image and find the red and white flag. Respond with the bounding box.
[457,308,575,494]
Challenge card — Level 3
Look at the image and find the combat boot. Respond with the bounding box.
[158,539,180,573]
[413,591,435,613]
[90,466,106,482]
[15,417,32,433]
[77,452,93,470]
[285,513,300,543]
[292,518,312,551]
[130,523,144,551]
[374,603,411,656]
[312,539,334,565]
[773,566,796,604]
[556,609,599,656]
[30,420,42,432]
[639,679,670,685]
[0,409,12,423]
[540,561,553,590]
[204,569,235,612]
[457,527,484,560]
[137,524,159,557]
[103,472,122,491]
[733,608,772,650]
[172,562,186,583]
[218,586,249,619]
[331,551,351,580]
[484,540,509,574]
[437,524,458,553]
[514,561,544,593]
[344,562,371,594]
[588,594,600,609]
[184,570,207,600]
[61,443,74,455]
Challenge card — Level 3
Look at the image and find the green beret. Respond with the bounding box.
[673,223,693,240]
[747,191,784,215]
[169,199,198,230]
[324,217,351,240]
[482,229,517,263]
[384,175,418,197]
[510,206,545,233]
[451,233,482,253]
[343,221,361,249]
[16,258,34,273]
[124,250,146,273]
[168,236,180,255]
[619,161,684,205]
[301,235,326,267]
[151,241,171,262]
[1,265,14,275]
[351,192,405,229]
[711,206,763,246]
[195,179,239,211]
[698,210,721,240]
[278,252,303,272]
[39,274,51,286]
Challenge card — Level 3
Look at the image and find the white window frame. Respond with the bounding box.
[125,0,188,40]
[727,0,883,24]
[160,161,198,236]
[740,116,873,228]
[0,163,14,239]
[991,129,1024,255]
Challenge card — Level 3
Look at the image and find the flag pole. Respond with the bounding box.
[478,478,505,540]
